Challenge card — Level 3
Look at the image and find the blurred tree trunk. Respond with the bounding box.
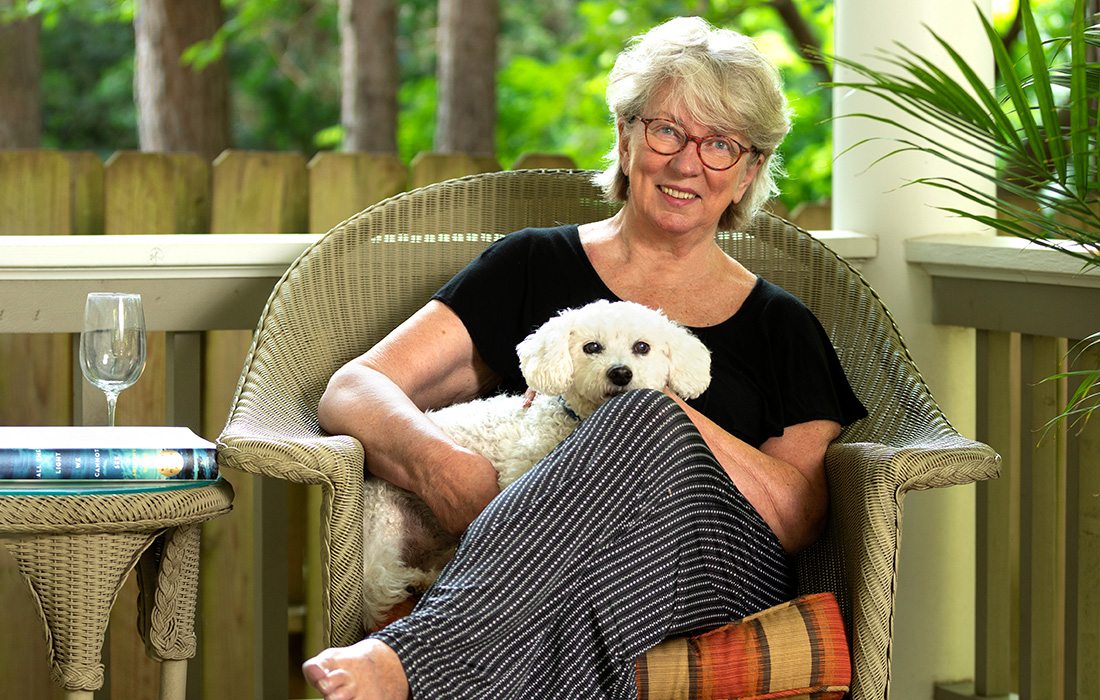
[768,0,829,83]
[0,5,41,147]
[434,0,498,156]
[134,0,230,160]
[339,0,398,152]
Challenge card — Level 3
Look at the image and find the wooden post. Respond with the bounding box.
[202,150,307,700]
[1019,334,1068,700]
[1068,340,1099,699]
[974,330,1020,697]
[101,151,211,700]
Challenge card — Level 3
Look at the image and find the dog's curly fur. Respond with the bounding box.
[360,300,712,629]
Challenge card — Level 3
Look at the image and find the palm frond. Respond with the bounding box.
[826,0,1100,248]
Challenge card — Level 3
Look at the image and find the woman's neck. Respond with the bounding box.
[587,208,721,270]
[578,210,757,328]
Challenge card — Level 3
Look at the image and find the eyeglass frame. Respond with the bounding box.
[628,116,759,171]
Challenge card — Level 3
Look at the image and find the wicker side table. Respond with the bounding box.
[0,478,234,700]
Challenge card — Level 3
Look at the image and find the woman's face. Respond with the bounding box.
[619,104,762,239]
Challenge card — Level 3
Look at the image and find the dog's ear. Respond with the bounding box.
[665,325,712,399]
[517,314,576,396]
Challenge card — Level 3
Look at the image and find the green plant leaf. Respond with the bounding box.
[1068,0,1094,200]
[1021,0,1068,182]
[983,1,1048,169]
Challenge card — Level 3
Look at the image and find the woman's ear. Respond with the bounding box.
[664,326,711,399]
[517,317,575,396]
[731,153,765,204]
[618,119,632,175]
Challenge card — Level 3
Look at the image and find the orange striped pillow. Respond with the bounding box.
[636,593,851,700]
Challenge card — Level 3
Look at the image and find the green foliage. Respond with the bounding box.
[20,0,1077,212]
[37,11,136,153]
[25,0,840,206]
[211,0,341,153]
[1,0,132,26]
[828,0,1098,265]
[829,0,1098,429]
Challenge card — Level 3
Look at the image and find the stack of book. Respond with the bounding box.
[0,426,218,484]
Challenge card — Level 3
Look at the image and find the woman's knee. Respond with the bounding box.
[588,388,684,427]
[561,388,711,481]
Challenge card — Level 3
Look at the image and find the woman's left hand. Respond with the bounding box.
[664,391,840,553]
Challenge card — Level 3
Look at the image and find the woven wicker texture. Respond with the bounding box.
[0,479,233,692]
[216,169,1000,699]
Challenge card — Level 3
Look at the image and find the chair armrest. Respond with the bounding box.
[216,425,369,648]
[217,429,364,489]
[817,435,999,700]
[828,433,1001,497]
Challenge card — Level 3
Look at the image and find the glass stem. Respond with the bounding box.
[106,392,119,428]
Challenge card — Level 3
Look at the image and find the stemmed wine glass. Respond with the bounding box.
[79,292,147,427]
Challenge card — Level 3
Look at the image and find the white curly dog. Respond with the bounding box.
[359,299,712,629]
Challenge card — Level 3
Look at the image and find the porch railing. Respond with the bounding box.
[5,146,1092,699]
[909,234,1100,700]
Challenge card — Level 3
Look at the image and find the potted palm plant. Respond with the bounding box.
[826,0,1099,430]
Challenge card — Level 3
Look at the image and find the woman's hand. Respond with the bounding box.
[319,301,503,532]
[414,441,501,535]
[664,391,840,553]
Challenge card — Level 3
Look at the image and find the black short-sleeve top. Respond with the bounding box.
[433,225,867,448]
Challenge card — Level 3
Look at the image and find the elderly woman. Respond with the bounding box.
[304,16,865,700]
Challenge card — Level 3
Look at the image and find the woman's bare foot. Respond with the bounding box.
[303,638,410,700]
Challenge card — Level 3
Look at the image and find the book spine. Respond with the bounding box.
[0,447,218,480]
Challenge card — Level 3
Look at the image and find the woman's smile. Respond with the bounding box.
[658,184,699,201]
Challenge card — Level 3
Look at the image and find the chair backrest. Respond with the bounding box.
[228,168,950,636]
[226,170,620,440]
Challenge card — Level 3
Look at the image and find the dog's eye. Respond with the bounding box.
[582,341,603,354]
[632,341,651,355]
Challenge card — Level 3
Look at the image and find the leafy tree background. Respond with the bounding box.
[26,0,1072,211]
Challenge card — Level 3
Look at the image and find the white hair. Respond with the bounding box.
[594,17,791,231]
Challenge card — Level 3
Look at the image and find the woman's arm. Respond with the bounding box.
[668,395,840,554]
[318,300,503,534]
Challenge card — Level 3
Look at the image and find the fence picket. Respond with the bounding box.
[512,152,577,170]
[975,330,1020,697]
[100,151,211,700]
[409,151,499,189]
[1069,341,1100,699]
[1019,335,1068,700]
[201,150,308,700]
[308,152,406,234]
[66,152,104,235]
[0,149,99,700]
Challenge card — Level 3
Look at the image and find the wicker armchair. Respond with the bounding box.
[216,169,999,699]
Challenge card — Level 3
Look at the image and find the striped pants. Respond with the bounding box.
[371,389,794,698]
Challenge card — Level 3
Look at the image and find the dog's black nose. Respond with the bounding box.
[607,364,633,387]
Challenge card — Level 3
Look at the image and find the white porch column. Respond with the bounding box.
[833,1,994,698]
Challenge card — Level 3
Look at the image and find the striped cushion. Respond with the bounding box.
[636,593,851,700]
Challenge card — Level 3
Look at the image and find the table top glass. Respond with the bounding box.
[0,478,222,497]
